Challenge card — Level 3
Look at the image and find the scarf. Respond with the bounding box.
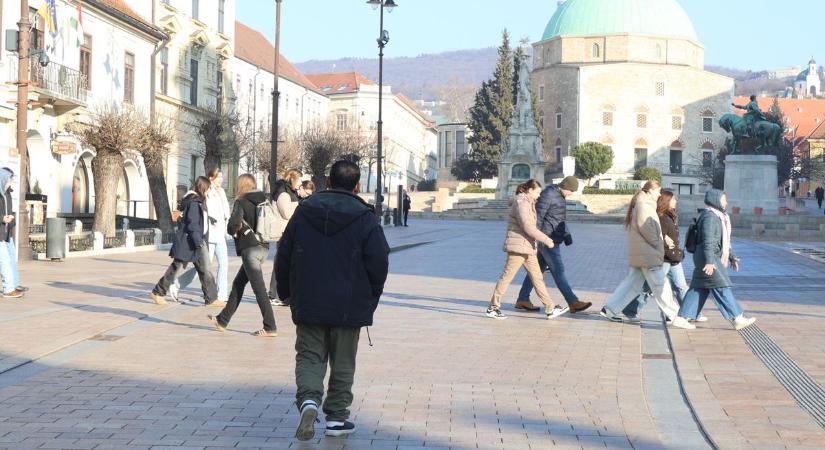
[706,207,731,267]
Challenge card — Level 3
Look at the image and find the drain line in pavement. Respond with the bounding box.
[739,324,825,429]
[640,301,717,449]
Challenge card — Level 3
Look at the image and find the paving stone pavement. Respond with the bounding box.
[0,220,823,449]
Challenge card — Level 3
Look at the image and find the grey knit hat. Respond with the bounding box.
[558,176,579,192]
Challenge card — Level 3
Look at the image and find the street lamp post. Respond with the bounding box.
[16,0,32,261]
[366,0,397,217]
[270,0,282,193]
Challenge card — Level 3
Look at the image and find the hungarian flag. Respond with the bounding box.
[69,2,84,47]
[36,0,58,37]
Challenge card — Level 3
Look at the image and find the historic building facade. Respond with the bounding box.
[794,59,822,98]
[532,0,734,194]
[0,0,165,219]
[305,72,437,192]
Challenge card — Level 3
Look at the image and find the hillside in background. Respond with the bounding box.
[296,48,498,101]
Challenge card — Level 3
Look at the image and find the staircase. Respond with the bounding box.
[415,198,624,224]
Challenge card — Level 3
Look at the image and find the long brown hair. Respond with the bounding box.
[515,179,541,195]
[207,167,221,180]
[623,180,661,229]
[657,190,675,216]
[282,169,302,188]
[192,176,211,212]
[235,173,257,199]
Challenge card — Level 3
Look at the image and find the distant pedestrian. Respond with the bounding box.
[298,180,315,202]
[487,179,569,320]
[815,186,824,209]
[0,168,25,298]
[402,192,411,226]
[171,168,230,303]
[208,174,278,337]
[149,177,218,305]
[513,176,591,314]
[268,169,302,307]
[600,180,680,322]
[672,190,756,330]
[276,160,389,440]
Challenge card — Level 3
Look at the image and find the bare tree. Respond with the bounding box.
[434,76,476,123]
[194,108,241,173]
[71,104,140,237]
[135,116,176,235]
[238,121,302,192]
[302,124,372,189]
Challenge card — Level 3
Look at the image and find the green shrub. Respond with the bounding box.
[460,184,496,194]
[416,179,437,191]
[634,166,662,183]
[583,187,637,195]
[572,142,614,183]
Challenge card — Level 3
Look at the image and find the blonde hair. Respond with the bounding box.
[282,169,302,186]
[235,174,257,199]
[624,180,661,229]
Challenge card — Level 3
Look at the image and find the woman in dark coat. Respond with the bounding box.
[672,189,756,330]
[150,177,218,305]
[208,174,277,337]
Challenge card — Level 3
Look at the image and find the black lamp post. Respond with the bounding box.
[270,0,282,193]
[366,0,397,217]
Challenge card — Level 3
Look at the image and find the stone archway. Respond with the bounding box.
[72,156,91,214]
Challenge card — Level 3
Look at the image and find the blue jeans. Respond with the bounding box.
[603,265,680,320]
[516,243,578,306]
[622,262,688,317]
[176,238,229,300]
[0,238,20,293]
[678,287,743,321]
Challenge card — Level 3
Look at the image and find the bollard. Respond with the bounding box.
[125,230,135,248]
[93,232,104,251]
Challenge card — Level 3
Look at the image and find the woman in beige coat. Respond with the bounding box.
[600,180,680,322]
[487,180,569,320]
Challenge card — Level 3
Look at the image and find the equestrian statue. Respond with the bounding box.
[719,95,783,153]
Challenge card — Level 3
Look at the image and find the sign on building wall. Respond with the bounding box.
[51,140,77,155]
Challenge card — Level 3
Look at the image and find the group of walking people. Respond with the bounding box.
[487,177,756,331]
[148,160,389,440]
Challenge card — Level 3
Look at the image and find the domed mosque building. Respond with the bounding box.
[532,0,734,194]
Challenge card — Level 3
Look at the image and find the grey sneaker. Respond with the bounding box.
[546,305,570,320]
[295,400,318,441]
[485,307,507,320]
[599,307,622,322]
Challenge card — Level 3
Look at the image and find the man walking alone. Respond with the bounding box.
[276,160,390,440]
[815,186,824,209]
[514,176,591,313]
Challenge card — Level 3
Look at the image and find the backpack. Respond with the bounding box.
[684,217,699,254]
[254,199,287,243]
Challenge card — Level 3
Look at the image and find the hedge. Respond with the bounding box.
[460,185,496,194]
[583,187,636,195]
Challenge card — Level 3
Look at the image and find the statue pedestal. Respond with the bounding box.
[496,159,546,199]
[724,155,779,214]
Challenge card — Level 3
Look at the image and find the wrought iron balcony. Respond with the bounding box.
[7,56,90,108]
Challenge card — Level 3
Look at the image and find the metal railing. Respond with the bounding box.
[29,239,46,254]
[28,59,88,104]
[161,230,176,244]
[103,231,126,249]
[134,229,155,247]
[28,224,45,234]
[69,233,94,252]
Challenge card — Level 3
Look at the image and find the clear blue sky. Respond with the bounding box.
[237,1,813,70]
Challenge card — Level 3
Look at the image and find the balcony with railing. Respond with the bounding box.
[9,56,88,108]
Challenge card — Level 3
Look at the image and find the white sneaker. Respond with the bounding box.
[733,315,756,331]
[694,315,709,322]
[671,316,696,330]
[546,305,570,320]
[485,307,507,320]
[295,400,318,441]
[168,284,180,302]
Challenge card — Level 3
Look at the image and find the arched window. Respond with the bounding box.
[72,158,89,214]
[592,43,600,58]
[116,169,130,216]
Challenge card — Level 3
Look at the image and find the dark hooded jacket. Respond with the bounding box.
[690,189,736,289]
[535,185,568,243]
[170,192,206,262]
[0,169,15,242]
[227,190,270,256]
[659,210,683,264]
[276,189,390,328]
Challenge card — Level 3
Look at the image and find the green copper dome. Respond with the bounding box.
[542,0,698,42]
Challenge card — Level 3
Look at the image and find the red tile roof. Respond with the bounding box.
[734,96,825,139]
[304,72,376,95]
[396,93,435,127]
[234,21,322,94]
[88,0,163,35]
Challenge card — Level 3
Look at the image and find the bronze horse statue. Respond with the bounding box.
[719,113,782,154]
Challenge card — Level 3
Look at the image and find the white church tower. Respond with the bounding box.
[796,58,821,97]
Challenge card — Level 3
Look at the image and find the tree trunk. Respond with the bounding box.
[144,155,174,235]
[204,153,221,176]
[91,150,124,237]
[312,174,326,193]
[365,162,372,193]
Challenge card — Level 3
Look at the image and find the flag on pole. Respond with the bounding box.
[36,0,58,37]
[69,2,84,47]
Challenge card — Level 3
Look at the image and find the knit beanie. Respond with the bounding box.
[559,176,579,192]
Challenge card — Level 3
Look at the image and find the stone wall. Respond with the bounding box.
[569,194,633,214]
